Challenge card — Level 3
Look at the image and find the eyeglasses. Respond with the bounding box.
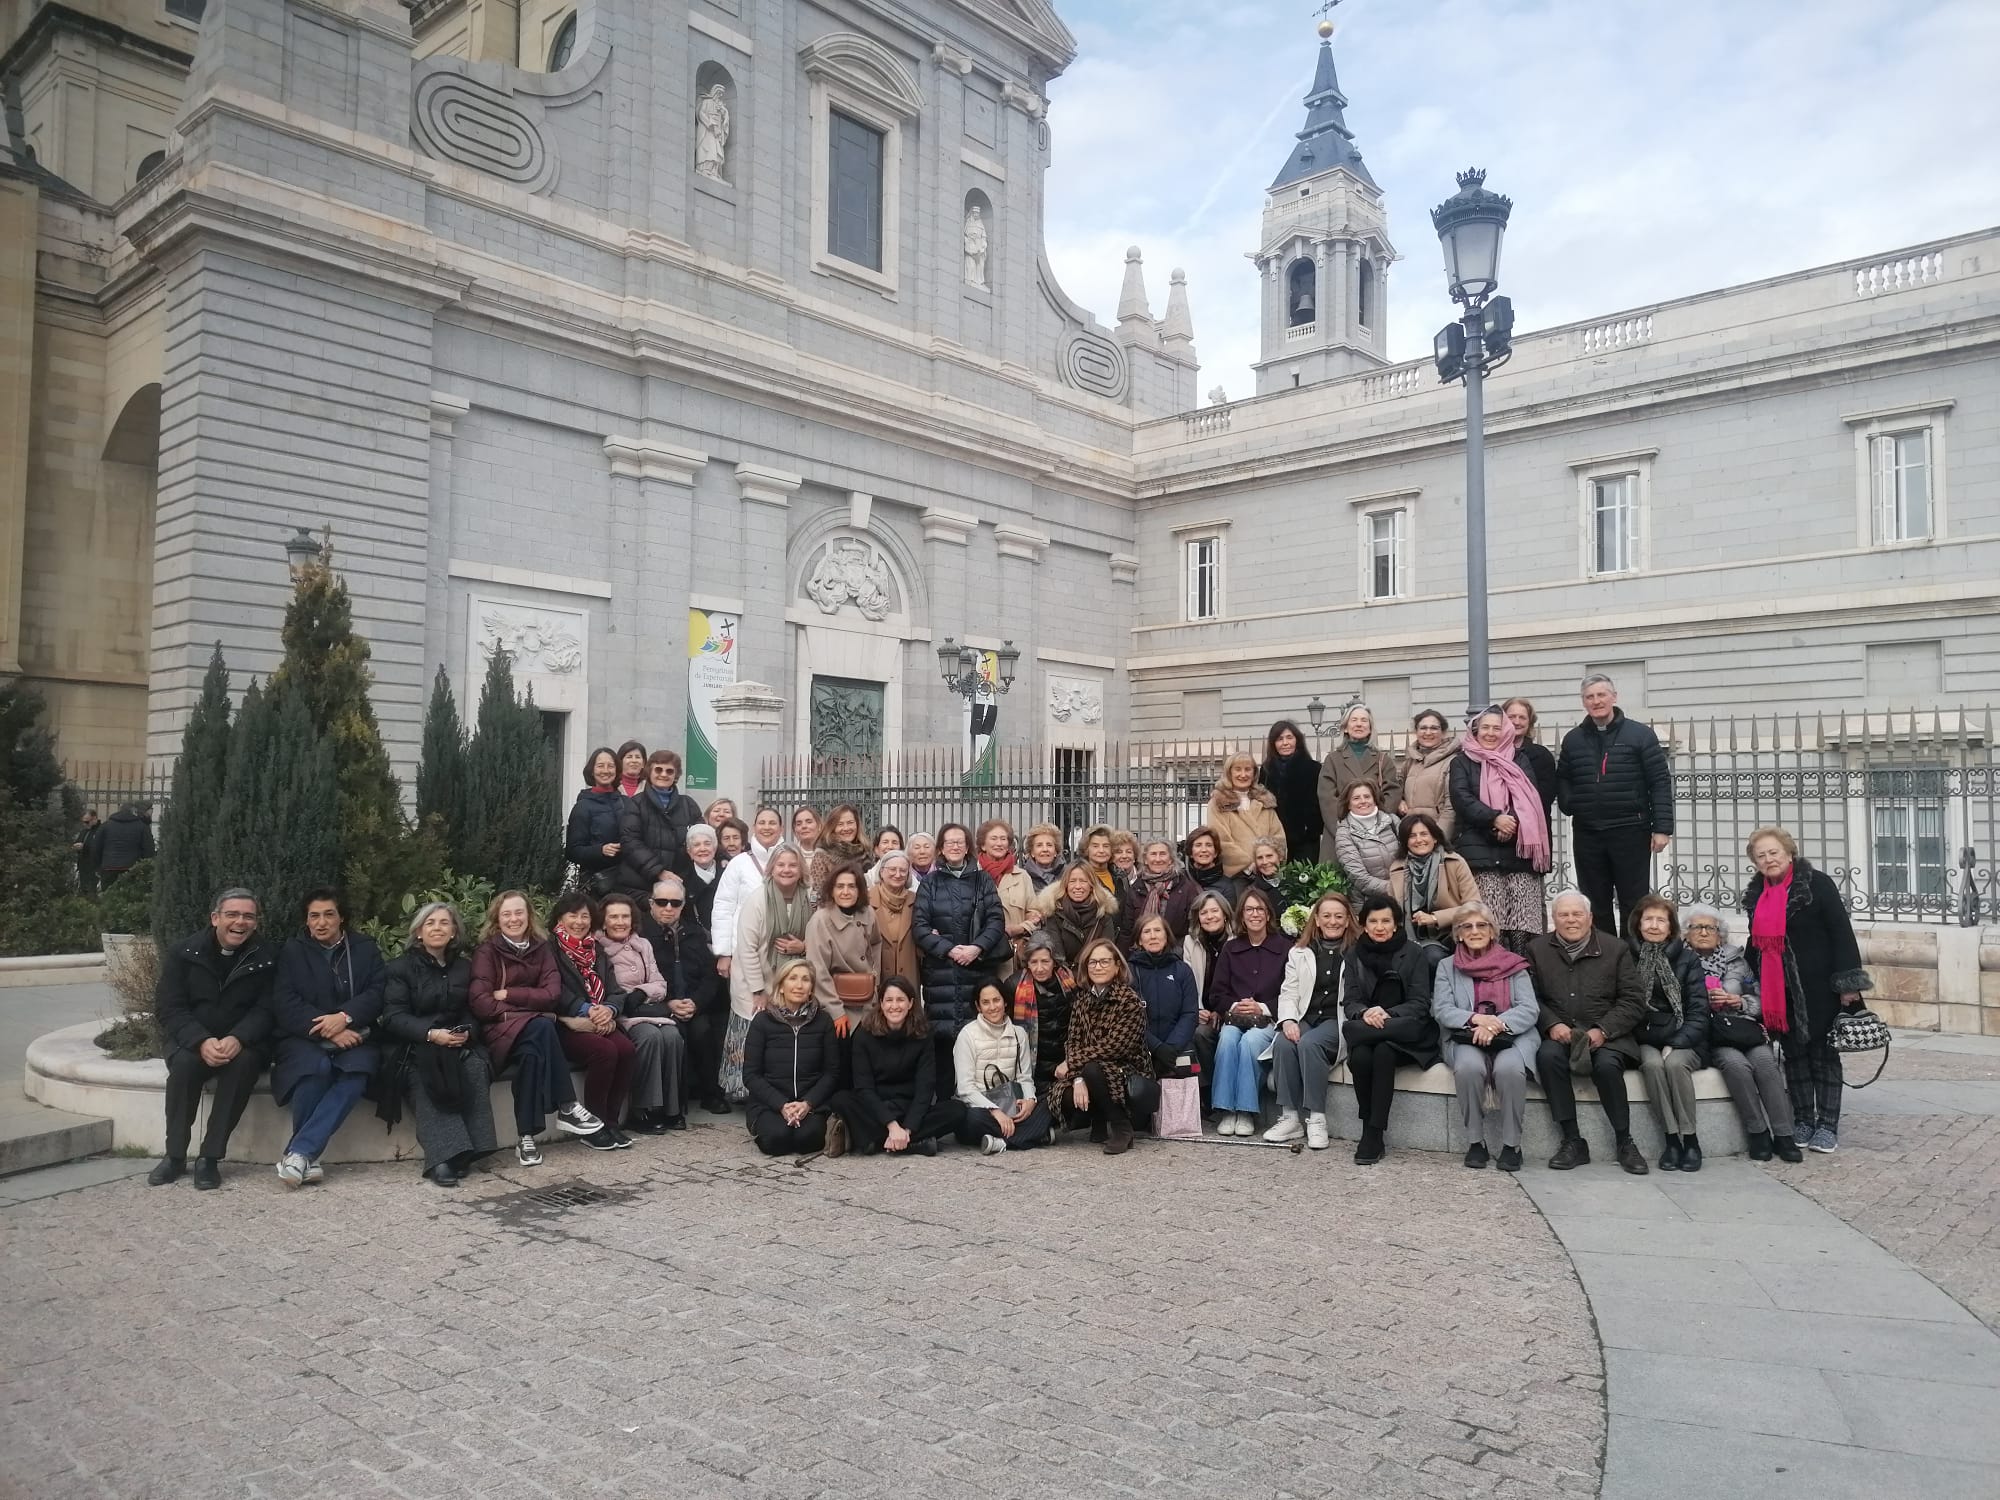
[651,898,684,907]
[1086,956,1116,968]
[1459,922,1494,932]
[1686,923,1720,934]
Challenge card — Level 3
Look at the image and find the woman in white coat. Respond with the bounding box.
[711,805,786,980]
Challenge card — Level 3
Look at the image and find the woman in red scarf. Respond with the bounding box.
[548,892,639,1147]
[1430,903,1539,1172]
[1742,828,1870,1154]
[977,818,1039,975]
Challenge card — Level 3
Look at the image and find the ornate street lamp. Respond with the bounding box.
[1431,168,1516,715]
[936,637,1019,699]
[284,525,322,581]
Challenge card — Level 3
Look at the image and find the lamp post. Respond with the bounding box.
[935,637,1020,700]
[1306,695,1329,750]
[284,525,323,582]
[1431,168,1514,717]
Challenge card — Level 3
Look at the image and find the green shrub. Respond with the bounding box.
[154,645,231,947]
[96,857,154,935]
[358,869,499,958]
[95,1014,163,1061]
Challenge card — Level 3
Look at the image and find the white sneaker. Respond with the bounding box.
[1216,1113,1240,1136]
[304,1158,325,1184]
[516,1134,543,1166]
[981,1136,1007,1155]
[275,1151,307,1187]
[554,1104,603,1137]
[1263,1114,1305,1144]
[1306,1113,1330,1150]
[1231,1112,1256,1137]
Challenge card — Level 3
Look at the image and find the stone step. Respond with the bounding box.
[0,1098,115,1178]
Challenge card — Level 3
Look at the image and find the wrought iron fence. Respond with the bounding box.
[759,710,2000,927]
[63,762,173,817]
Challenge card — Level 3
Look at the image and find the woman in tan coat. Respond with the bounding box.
[868,850,921,990]
[1399,710,1458,843]
[977,818,1040,976]
[1388,813,1482,940]
[1315,703,1403,861]
[806,865,881,1033]
[1207,753,1288,877]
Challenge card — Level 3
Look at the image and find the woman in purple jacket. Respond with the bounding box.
[1209,886,1291,1135]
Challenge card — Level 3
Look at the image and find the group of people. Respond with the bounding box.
[145,676,1870,1188]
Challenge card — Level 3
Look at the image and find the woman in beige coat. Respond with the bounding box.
[1207,753,1288,876]
[978,818,1040,977]
[806,865,881,1033]
[1388,812,1482,939]
[1398,710,1458,843]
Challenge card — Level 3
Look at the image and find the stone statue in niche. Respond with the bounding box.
[806,538,894,621]
[963,205,988,288]
[695,85,730,180]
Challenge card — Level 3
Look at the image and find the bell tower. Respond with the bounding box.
[1252,18,1397,395]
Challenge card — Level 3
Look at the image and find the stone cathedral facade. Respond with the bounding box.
[3,0,1996,792]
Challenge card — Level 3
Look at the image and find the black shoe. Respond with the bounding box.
[424,1162,460,1188]
[702,1096,732,1116]
[1353,1129,1385,1166]
[1658,1135,1683,1172]
[629,1112,670,1136]
[1463,1143,1490,1170]
[1773,1136,1804,1163]
[1679,1136,1703,1173]
[147,1157,185,1187]
[609,1127,634,1149]
[1496,1145,1523,1173]
[663,1114,687,1131]
[1615,1137,1650,1175]
[581,1128,622,1151]
[1548,1136,1590,1171]
[190,1157,222,1190]
[916,1138,940,1156]
[1746,1130,1774,1162]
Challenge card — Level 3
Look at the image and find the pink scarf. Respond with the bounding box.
[1453,941,1528,1013]
[1458,723,1551,873]
[1749,869,1791,1034]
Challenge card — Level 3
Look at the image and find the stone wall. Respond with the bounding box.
[1855,923,2000,1037]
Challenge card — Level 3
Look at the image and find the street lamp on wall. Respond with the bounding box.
[1431,168,1515,716]
[936,637,1019,699]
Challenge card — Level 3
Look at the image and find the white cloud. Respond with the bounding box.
[1042,0,1998,399]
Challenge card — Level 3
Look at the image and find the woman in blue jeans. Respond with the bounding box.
[1209,886,1290,1135]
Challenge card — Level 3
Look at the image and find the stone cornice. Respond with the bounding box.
[993,524,1050,561]
[734,464,804,508]
[429,391,471,434]
[920,507,979,545]
[603,436,708,486]
[1109,553,1139,584]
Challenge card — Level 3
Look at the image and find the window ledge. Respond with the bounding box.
[812,254,897,299]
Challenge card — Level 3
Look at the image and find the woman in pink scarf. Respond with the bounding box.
[1450,708,1557,956]
[1430,904,1540,1171]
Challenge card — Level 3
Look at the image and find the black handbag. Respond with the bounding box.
[1708,1008,1768,1050]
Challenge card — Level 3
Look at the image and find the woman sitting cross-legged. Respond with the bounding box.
[469,891,611,1165]
[1265,891,1359,1151]
[377,901,496,1187]
[1049,940,1156,1155]
[1431,903,1538,1172]
[1682,904,1801,1163]
[549,892,639,1149]
[743,957,841,1155]
[1628,895,1713,1173]
[825,978,967,1158]
[955,980,1052,1154]
[1342,896,1441,1165]
[1209,887,1290,1136]
[597,893,688,1135]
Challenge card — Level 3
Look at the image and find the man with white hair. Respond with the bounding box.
[1556,674,1673,937]
[1528,891,1650,1174]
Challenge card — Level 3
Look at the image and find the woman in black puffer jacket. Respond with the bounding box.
[377,902,496,1186]
[742,959,840,1155]
[1628,895,1712,1172]
[565,747,626,894]
[824,978,964,1157]
[912,823,1006,1068]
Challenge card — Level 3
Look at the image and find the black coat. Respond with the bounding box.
[1345,937,1441,1068]
[94,807,154,873]
[155,930,277,1054]
[1526,929,1649,1066]
[637,914,722,1017]
[565,787,625,879]
[682,866,722,936]
[742,1006,839,1127]
[1739,860,1870,1041]
[1556,709,1674,835]
[849,1027,936,1133]
[912,862,1006,1027]
[380,949,478,1043]
[1629,937,1711,1060]
[616,789,703,894]
[1259,750,1323,870]
[267,933,387,1105]
[1450,750,1555,874]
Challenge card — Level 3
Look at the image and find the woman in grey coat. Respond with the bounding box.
[1333,782,1399,901]
[1682,903,1803,1163]
[1432,904,1539,1172]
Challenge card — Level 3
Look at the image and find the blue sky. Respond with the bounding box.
[1040,0,1998,397]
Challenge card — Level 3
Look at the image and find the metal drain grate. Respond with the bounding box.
[522,1184,610,1210]
[479,1179,632,1228]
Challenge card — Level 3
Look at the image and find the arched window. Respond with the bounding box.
[1287,258,1316,328]
[546,12,577,71]
[1357,258,1375,330]
[134,150,166,186]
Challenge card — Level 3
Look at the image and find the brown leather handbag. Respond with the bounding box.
[833,972,878,1005]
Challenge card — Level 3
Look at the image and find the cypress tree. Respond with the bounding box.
[0,683,97,956]
[208,679,274,917]
[415,665,468,860]
[210,683,337,942]
[461,650,559,891]
[153,645,233,946]
[268,532,428,919]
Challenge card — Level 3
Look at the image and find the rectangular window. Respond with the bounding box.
[1591,473,1638,574]
[1871,429,1932,543]
[1053,747,1096,839]
[1364,507,1406,600]
[1870,767,1948,900]
[827,110,885,271]
[1185,536,1220,620]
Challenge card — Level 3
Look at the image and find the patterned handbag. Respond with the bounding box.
[1828,1005,1892,1088]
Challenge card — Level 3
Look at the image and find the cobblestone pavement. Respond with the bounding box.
[0,1128,1604,1500]
[1774,1040,2000,1333]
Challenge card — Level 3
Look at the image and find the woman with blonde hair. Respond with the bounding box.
[1035,861,1118,967]
[1019,822,1065,893]
[742,957,839,1155]
[1264,891,1360,1151]
[725,847,813,1097]
[1207,753,1287,877]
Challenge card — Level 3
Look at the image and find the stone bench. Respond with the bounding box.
[25,1022,604,1165]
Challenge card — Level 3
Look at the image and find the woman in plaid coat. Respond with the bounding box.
[1050,939,1157,1155]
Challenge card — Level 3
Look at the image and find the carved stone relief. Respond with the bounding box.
[413,73,557,193]
[477,603,585,675]
[804,536,898,621]
[1048,675,1104,726]
[1057,327,1129,401]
